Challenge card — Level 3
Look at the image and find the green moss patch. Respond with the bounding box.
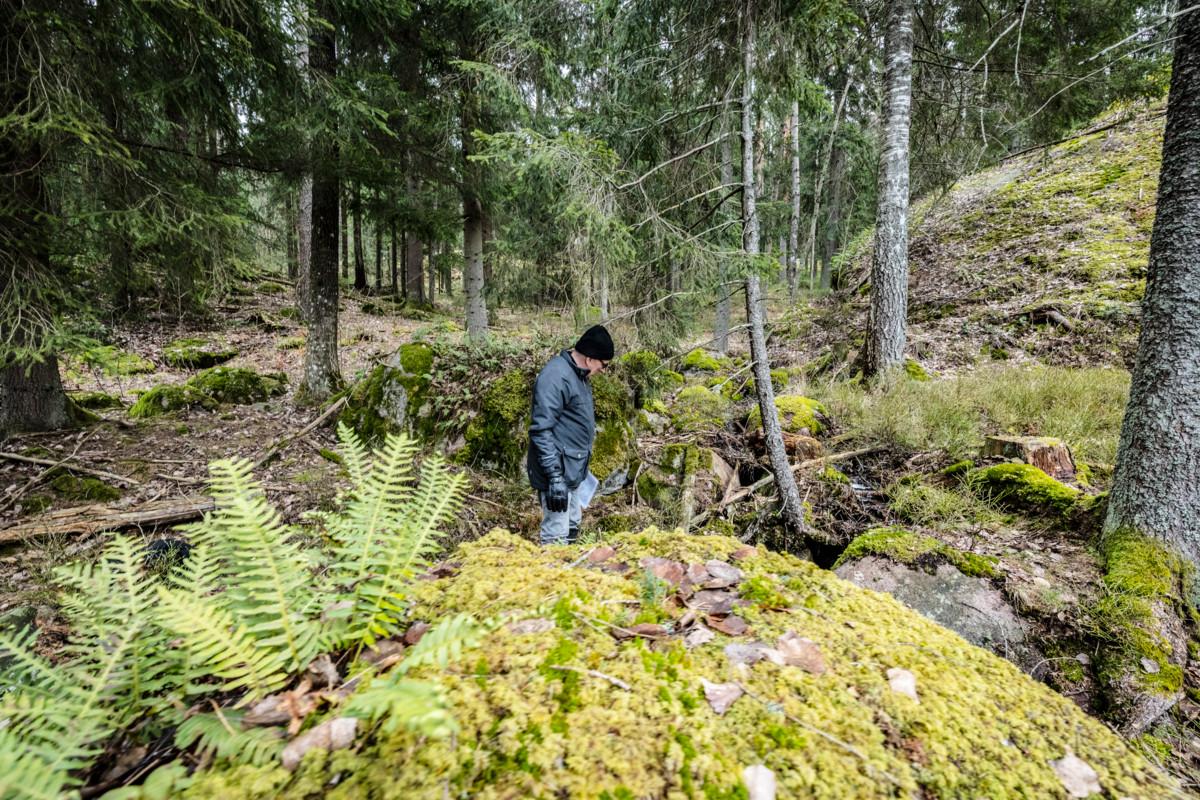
[680,348,727,372]
[129,367,286,418]
[965,463,1080,517]
[461,370,533,473]
[669,386,731,433]
[590,374,636,481]
[47,472,121,503]
[66,344,155,377]
[747,394,826,435]
[275,335,306,351]
[835,526,1000,579]
[68,391,124,410]
[338,344,435,444]
[163,337,238,369]
[181,528,1171,799]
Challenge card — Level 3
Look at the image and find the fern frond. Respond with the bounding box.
[187,457,323,672]
[0,728,75,800]
[335,421,372,489]
[0,628,65,694]
[396,613,482,675]
[343,677,458,737]
[0,690,110,788]
[174,711,284,767]
[155,585,290,700]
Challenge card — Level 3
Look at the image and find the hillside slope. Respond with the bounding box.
[803,100,1164,374]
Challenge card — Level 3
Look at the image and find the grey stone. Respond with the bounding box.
[835,555,1042,673]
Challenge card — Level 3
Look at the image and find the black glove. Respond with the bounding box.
[546,477,569,513]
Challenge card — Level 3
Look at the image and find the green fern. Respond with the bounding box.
[174,711,284,766]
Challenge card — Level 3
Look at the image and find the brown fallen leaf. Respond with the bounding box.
[886,667,919,703]
[776,632,826,675]
[689,589,737,615]
[1049,751,1102,798]
[418,560,462,580]
[707,614,749,636]
[611,622,669,641]
[703,560,744,589]
[403,621,430,646]
[641,556,686,586]
[701,678,743,715]
[281,717,358,771]
[507,617,556,635]
[587,545,616,563]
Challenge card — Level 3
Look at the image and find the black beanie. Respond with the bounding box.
[574,325,614,361]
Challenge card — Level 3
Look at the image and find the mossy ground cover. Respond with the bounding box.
[163,337,239,369]
[181,529,1176,799]
[129,367,287,418]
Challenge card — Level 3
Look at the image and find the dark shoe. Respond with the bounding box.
[567,525,580,545]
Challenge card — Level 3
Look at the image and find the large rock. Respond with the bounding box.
[338,343,435,444]
[836,555,1043,673]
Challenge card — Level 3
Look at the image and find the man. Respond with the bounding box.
[527,324,615,545]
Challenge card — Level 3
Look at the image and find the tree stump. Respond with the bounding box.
[983,435,1076,481]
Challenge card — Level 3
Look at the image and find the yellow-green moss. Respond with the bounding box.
[461,370,532,473]
[181,527,1173,799]
[67,344,155,377]
[129,368,286,418]
[670,386,730,433]
[162,337,238,369]
[966,463,1080,517]
[835,526,1000,579]
[818,466,850,485]
[747,395,826,435]
[903,358,930,381]
[680,348,726,372]
[614,350,672,407]
[275,335,306,351]
[48,472,121,502]
[68,390,124,410]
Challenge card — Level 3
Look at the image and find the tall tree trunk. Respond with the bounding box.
[297,176,314,319]
[787,99,801,299]
[286,194,298,281]
[405,231,425,303]
[340,192,349,280]
[463,194,488,341]
[427,241,436,304]
[805,75,851,292]
[299,0,341,403]
[713,128,735,354]
[0,4,69,437]
[352,186,366,291]
[390,219,398,296]
[821,142,846,291]
[374,217,382,290]
[442,241,453,296]
[864,0,914,378]
[741,0,807,540]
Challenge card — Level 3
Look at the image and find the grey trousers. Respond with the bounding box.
[539,487,582,545]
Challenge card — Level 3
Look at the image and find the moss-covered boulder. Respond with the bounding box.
[680,347,728,372]
[460,370,532,473]
[669,385,731,433]
[966,463,1080,517]
[68,390,124,410]
[338,343,435,444]
[834,526,999,579]
[635,443,732,526]
[589,373,637,484]
[747,394,827,435]
[163,337,238,369]
[613,349,677,407]
[129,367,286,418]
[179,528,1176,799]
[67,344,155,377]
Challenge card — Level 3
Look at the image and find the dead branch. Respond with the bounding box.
[0,451,142,487]
[0,496,215,545]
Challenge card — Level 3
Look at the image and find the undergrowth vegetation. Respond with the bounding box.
[0,426,479,799]
[814,365,1130,464]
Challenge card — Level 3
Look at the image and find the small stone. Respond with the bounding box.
[281,717,358,771]
[1140,657,1161,674]
[1075,652,1091,666]
[360,639,405,669]
[731,545,758,561]
[1049,751,1102,798]
[507,617,556,635]
[887,667,919,703]
[703,560,744,588]
[742,764,777,800]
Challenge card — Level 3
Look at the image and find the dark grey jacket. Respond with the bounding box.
[526,350,595,491]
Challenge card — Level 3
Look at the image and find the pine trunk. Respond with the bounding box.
[821,143,845,290]
[297,175,314,319]
[740,0,807,539]
[405,231,425,303]
[805,76,850,292]
[864,0,913,377]
[352,186,366,291]
[787,99,801,299]
[340,194,349,280]
[427,241,436,304]
[1107,17,1200,564]
[390,220,398,296]
[713,130,734,354]
[374,219,382,290]
[299,0,341,403]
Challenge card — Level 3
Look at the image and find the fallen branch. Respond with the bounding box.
[0,496,215,545]
[0,430,98,514]
[688,445,887,530]
[0,451,142,488]
[547,664,632,691]
[252,396,348,472]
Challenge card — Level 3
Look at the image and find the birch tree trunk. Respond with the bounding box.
[787,99,801,300]
[864,0,913,378]
[741,0,807,539]
[299,0,341,403]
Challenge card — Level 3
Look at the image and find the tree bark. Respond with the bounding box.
[405,232,425,304]
[804,75,850,292]
[426,241,436,304]
[299,0,341,403]
[297,175,314,319]
[740,0,807,539]
[0,4,70,438]
[787,99,801,299]
[820,142,845,290]
[286,195,298,282]
[1106,15,1200,565]
[864,0,914,378]
[374,215,382,290]
[352,185,366,291]
[340,192,349,280]
[390,219,398,296]
[463,194,488,341]
[713,128,735,354]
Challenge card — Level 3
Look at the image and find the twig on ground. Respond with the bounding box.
[0,429,99,514]
[548,664,632,691]
[0,450,142,488]
[251,396,348,471]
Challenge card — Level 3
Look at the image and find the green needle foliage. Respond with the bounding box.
[0,427,477,798]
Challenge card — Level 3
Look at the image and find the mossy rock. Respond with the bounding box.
[180,527,1176,799]
[747,394,826,435]
[276,335,306,351]
[129,367,286,418]
[68,391,124,410]
[163,337,238,369]
[904,358,930,381]
[48,471,121,503]
[669,386,731,433]
[460,370,533,474]
[635,444,720,517]
[965,463,1080,517]
[338,343,436,444]
[745,367,789,396]
[835,526,999,579]
[613,349,672,407]
[680,348,727,372]
[68,344,155,377]
[590,373,637,482]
